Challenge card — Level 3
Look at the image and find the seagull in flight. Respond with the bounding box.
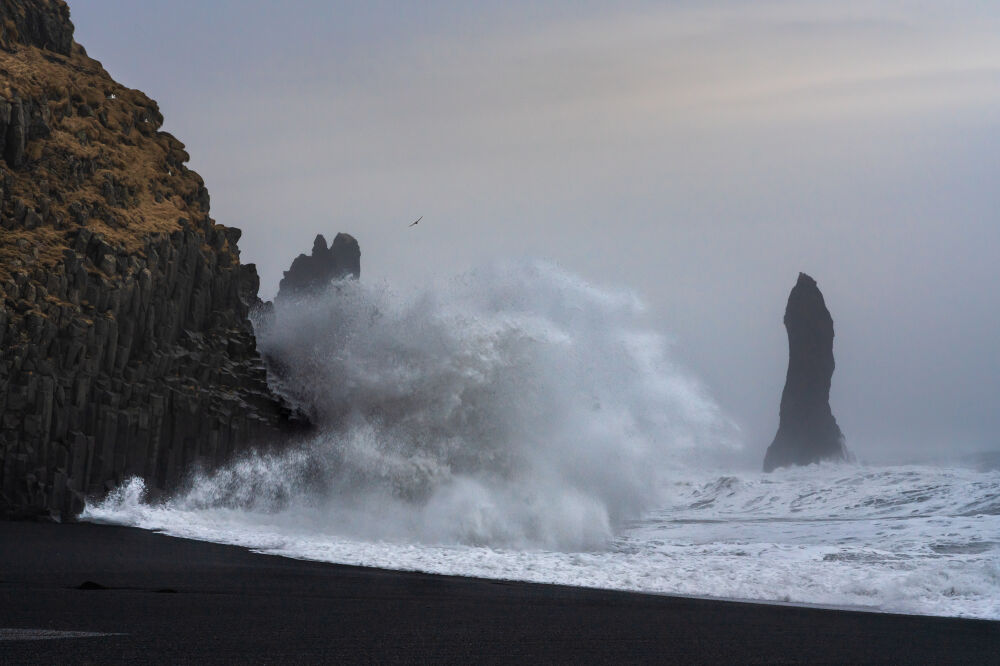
[409,216,422,228]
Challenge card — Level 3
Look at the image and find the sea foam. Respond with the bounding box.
[87,463,1000,619]
[90,261,734,550]
[84,261,1000,619]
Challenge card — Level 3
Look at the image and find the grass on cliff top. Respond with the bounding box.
[0,41,235,284]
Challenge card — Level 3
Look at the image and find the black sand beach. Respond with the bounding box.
[0,523,997,664]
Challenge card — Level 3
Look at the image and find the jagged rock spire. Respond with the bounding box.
[276,232,360,302]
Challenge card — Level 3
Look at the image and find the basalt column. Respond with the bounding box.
[0,0,302,519]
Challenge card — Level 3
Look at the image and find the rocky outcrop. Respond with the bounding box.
[276,233,359,302]
[763,273,847,472]
[0,0,73,55]
[0,0,301,519]
[257,232,360,418]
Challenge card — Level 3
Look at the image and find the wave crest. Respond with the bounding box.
[90,261,735,549]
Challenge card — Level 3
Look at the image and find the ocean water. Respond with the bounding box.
[85,463,1000,620]
[83,262,1000,619]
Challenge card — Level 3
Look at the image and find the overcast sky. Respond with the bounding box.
[70,1,1000,466]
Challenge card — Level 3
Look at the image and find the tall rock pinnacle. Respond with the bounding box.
[763,273,847,472]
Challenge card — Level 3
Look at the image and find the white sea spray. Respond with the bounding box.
[83,261,1000,619]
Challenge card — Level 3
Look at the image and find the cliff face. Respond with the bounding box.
[763,273,847,472]
[0,0,73,56]
[0,0,299,519]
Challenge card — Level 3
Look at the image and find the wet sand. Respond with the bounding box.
[0,522,996,663]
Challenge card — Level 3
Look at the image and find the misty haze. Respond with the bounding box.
[2,0,998,661]
[71,1,1000,465]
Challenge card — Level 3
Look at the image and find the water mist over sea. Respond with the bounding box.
[139,261,734,549]
[85,261,1000,619]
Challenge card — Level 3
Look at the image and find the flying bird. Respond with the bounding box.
[409,216,422,227]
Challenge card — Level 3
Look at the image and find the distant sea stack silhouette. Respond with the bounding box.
[763,273,847,472]
[276,233,360,302]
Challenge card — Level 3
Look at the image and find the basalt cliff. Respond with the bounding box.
[0,0,303,518]
[763,273,847,472]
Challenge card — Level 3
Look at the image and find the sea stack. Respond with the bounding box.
[276,232,360,302]
[763,273,847,472]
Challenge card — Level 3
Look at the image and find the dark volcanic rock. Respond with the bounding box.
[763,273,847,472]
[0,0,302,520]
[276,232,360,302]
[0,0,74,56]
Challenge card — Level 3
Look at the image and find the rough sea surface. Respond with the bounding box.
[85,463,1000,620]
[85,264,1000,620]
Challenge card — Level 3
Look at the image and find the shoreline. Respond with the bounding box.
[1,522,997,663]
[79,506,1000,623]
[83,519,937,620]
